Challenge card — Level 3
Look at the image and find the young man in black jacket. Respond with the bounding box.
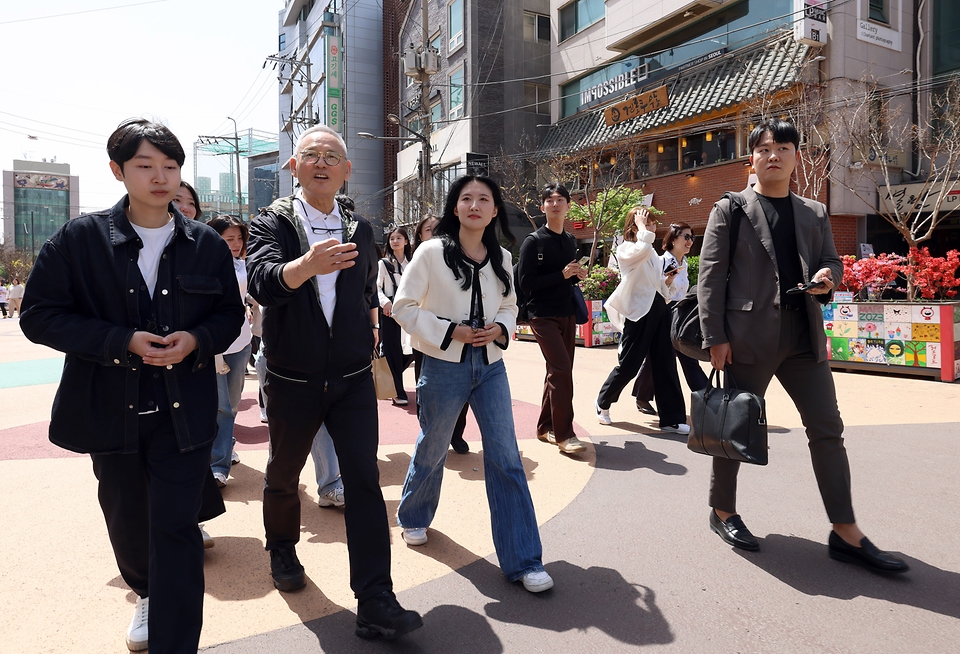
[21,119,245,652]
[517,183,588,454]
[246,124,423,640]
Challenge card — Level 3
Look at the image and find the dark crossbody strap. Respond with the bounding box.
[720,191,745,278]
[381,257,400,301]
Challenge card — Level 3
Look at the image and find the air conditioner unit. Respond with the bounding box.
[421,47,440,75]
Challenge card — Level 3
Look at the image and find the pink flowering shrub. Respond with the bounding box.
[841,249,959,301]
[580,266,621,301]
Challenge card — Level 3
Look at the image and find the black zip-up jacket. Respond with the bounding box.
[245,196,377,380]
[20,196,245,454]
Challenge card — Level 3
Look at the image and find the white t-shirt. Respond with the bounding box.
[224,258,253,354]
[130,218,176,298]
[294,192,342,327]
[0,286,7,303]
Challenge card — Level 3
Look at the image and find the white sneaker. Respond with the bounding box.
[126,596,149,651]
[521,570,554,593]
[200,524,215,549]
[213,472,227,488]
[317,484,345,508]
[402,528,428,546]
[660,424,691,435]
[596,401,612,426]
[260,407,268,423]
[557,435,587,454]
[230,449,240,465]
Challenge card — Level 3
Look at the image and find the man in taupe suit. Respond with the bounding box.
[697,119,908,572]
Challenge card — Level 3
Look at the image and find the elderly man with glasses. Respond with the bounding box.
[246,125,423,640]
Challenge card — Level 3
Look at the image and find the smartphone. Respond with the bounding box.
[663,263,679,275]
[578,256,590,266]
[785,280,826,294]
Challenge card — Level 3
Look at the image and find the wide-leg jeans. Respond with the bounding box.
[397,347,545,581]
[211,344,252,476]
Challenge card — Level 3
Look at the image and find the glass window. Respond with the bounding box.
[650,139,679,175]
[523,83,550,114]
[449,0,464,51]
[933,0,960,74]
[698,128,738,164]
[431,100,443,124]
[559,0,604,42]
[868,0,887,23]
[449,66,464,119]
[430,31,443,52]
[279,33,286,51]
[634,146,650,179]
[524,12,550,44]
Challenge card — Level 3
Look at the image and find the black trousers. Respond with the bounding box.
[262,366,392,601]
[709,309,855,524]
[381,314,413,400]
[91,411,212,654]
[633,350,709,401]
[597,295,686,428]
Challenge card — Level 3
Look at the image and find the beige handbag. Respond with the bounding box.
[372,353,397,400]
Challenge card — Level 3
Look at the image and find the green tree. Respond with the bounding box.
[567,186,654,264]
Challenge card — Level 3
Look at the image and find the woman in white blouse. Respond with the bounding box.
[392,175,554,594]
[633,222,708,414]
[377,226,414,406]
[595,207,688,434]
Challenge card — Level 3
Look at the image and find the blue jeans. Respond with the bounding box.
[211,344,251,476]
[397,348,544,581]
[256,345,340,492]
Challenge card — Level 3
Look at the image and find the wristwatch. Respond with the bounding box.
[371,323,380,329]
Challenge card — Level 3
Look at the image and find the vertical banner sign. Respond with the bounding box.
[794,0,828,47]
[326,33,342,133]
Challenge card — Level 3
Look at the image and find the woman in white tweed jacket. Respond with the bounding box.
[392,175,554,594]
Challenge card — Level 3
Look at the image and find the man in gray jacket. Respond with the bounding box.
[697,119,907,572]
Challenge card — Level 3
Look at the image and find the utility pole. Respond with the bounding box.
[420,0,431,207]
[227,117,243,220]
[265,54,319,130]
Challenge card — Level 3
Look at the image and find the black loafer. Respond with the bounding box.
[270,546,306,591]
[451,433,469,454]
[356,591,423,640]
[828,531,909,573]
[709,510,760,551]
[636,400,658,416]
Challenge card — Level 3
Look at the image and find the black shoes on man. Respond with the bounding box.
[270,546,306,591]
[708,510,909,573]
[827,530,909,573]
[271,546,423,639]
[709,510,760,551]
[356,591,424,639]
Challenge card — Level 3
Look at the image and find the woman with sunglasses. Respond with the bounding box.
[633,222,708,415]
[595,207,688,433]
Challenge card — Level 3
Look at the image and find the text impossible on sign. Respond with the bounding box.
[604,85,669,127]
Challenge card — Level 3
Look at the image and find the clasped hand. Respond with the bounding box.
[128,331,198,366]
[452,322,503,347]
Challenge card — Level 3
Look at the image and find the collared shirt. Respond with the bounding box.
[294,191,342,327]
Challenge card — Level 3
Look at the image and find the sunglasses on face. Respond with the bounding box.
[298,150,343,166]
[681,233,695,241]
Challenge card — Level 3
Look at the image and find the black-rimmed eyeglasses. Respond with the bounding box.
[298,150,343,166]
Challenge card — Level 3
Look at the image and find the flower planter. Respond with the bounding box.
[823,298,960,382]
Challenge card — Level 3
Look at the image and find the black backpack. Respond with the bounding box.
[515,232,546,325]
[670,192,744,361]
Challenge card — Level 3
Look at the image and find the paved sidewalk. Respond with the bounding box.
[1,315,958,653]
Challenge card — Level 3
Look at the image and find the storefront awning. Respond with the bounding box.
[539,34,810,155]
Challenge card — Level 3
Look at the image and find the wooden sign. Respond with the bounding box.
[603,85,669,127]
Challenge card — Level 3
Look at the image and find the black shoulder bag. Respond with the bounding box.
[670,191,745,361]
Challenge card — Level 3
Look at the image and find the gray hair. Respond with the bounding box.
[295,125,347,156]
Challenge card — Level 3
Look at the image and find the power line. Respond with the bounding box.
[0,0,168,26]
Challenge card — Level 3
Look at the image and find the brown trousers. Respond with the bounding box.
[530,315,577,443]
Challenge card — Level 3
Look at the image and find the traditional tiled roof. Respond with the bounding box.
[539,33,810,155]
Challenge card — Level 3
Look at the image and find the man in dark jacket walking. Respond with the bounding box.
[21,119,245,653]
[246,124,422,640]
